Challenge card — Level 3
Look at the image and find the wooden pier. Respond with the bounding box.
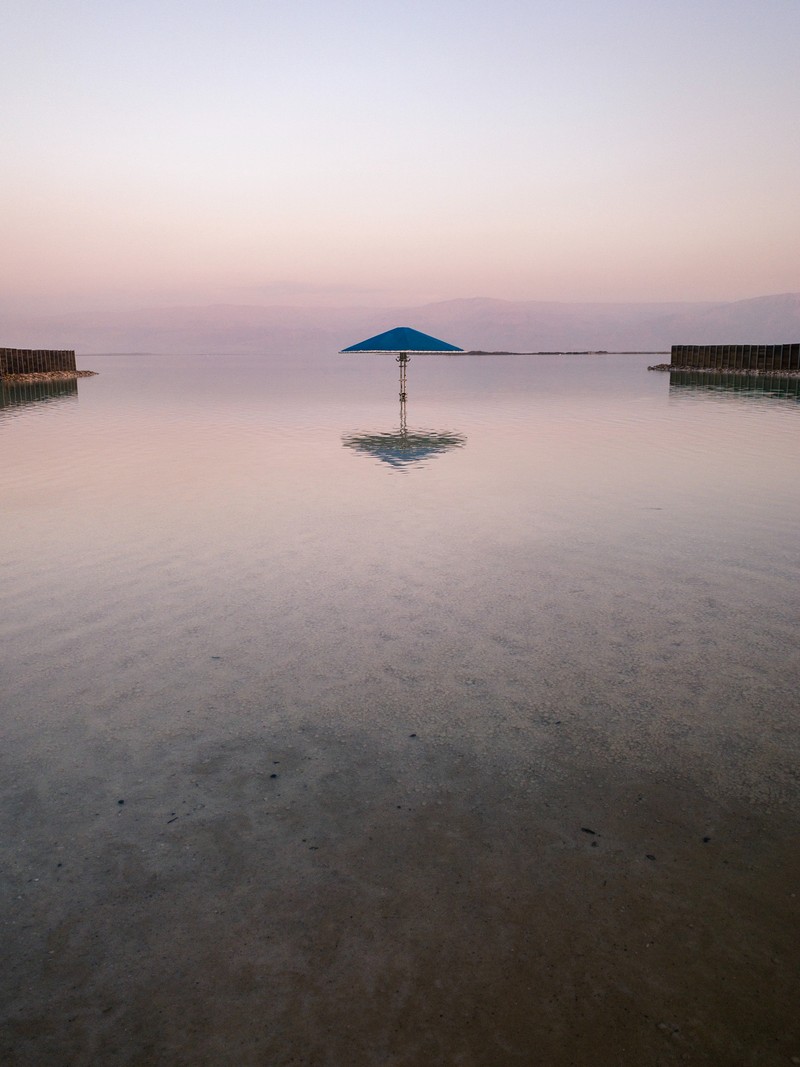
[670,343,800,372]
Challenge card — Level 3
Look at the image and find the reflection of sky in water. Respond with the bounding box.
[4,353,798,753]
[2,353,799,811]
[3,351,799,577]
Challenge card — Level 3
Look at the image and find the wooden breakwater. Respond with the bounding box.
[671,343,800,372]
[0,347,77,376]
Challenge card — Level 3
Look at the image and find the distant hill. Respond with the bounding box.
[647,292,800,347]
[2,292,799,355]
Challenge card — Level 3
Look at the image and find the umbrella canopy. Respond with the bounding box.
[340,326,463,353]
[339,326,465,469]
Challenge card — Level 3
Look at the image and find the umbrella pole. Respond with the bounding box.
[397,352,409,433]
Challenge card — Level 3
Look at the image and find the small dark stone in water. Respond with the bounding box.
[646,854,656,861]
[703,836,711,843]
[581,827,597,835]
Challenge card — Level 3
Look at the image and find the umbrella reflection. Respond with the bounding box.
[342,426,466,469]
[342,354,466,470]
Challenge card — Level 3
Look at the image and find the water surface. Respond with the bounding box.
[2,353,799,1065]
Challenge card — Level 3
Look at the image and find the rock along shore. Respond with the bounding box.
[1,370,98,384]
[648,363,800,377]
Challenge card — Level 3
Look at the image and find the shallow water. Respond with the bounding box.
[2,353,799,1065]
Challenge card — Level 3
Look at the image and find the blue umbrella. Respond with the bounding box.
[340,326,466,469]
[340,326,463,354]
[340,326,463,403]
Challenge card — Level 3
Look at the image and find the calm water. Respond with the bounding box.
[2,352,799,1065]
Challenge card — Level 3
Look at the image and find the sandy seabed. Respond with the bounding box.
[2,705,798,1067]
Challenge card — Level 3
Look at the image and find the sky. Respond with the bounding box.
[2,0,799,315]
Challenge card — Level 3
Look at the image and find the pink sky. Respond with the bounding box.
[2,0,799,315]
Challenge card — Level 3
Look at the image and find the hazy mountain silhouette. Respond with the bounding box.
[2,293,799,355]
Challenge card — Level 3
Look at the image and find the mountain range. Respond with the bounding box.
[2,292,799,356]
